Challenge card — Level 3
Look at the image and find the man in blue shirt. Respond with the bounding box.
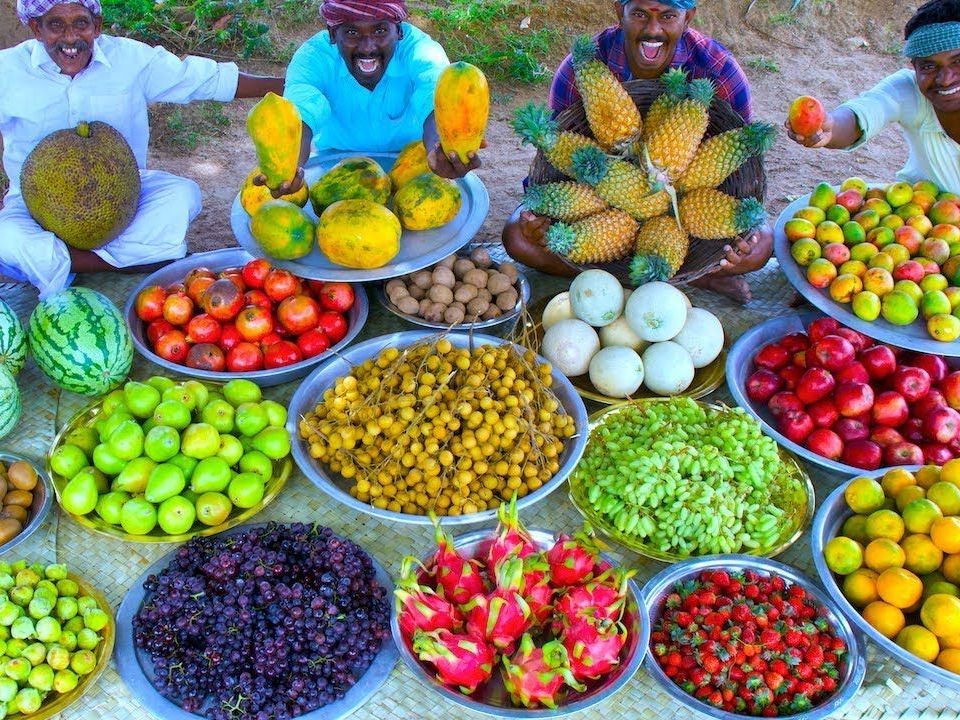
[275,0,481,194]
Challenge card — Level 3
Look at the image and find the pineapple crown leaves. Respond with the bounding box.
[571,34,601,69]
[545,222,576,256]
[743,121,777,156]
[686,78,715,109]
[735,197,768,234]
[521,184,545,213]
[512,103,558,150]
[629,253,673,286]
[569,145,610,186]
[659,68,689,101]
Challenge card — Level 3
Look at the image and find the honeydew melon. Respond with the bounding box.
[541,319,600,376]
[569,270,624,327]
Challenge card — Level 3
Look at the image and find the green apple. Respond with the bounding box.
[234,403,268,437]
[260,400,287,427]
[161,386,196,412]
[152,399,191,430]
[157,496,196,535]
[146,375,176,394]
[251,427,291,460]
[53,668,78,693]
[49,445,88,480]
[217,435,244,466]
[63,426,98,457]
[124,381,161,419]
[195,492,232,527]
[182,381,210,411]
[100,388,128,416]
[35,617,60,643]
[112,458,155,494]
[181,423,220,459]
[45,646,70,671]
[61,471,99,515]
[223,379,261,407]
[96,410,134,444]
[69,649,96,675]
[201,399,235,434]
[144,464,186,504]
[168,453,198,481]
[94,491,130,526]
[228,473,265,509]
[92,443,125,476]
[190,457,232,494]
[238,451,273,482]
[107,419,144,461]
[119,498,157,536]
[144,425,180,462]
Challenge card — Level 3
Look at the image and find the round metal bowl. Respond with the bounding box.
[375,262,532,334]
[812,470,960,691]
[123,248,369,387]
[392,527,648,718]
[47,381,292,543]
[726,311,960,476]
[231,151,490,282]
[773,186,960,357]
[566,399,815,562]
[115,522,397,720]
[287,330,589,526]
[644,555,867,720]
[0,452,53,556]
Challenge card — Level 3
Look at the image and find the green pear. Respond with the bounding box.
[144,464,186,504]
[100,388,128,416]
[152,400,191,430]
[238,451,273,481]
[201,399,235,434]
[251,427,291,460]
[260,400,287,427]
[189,457,232,494]
[141,417,157,434]
[92,444,125,475]
[168,454,198,481]
[180,424,220,459]
[96,411,133,444]
[63,426,98,457]
[61,472,99,515]
[161,386,196,412]
[234,403,268,437]
[146,376,176,394]
[143,425,180,462]
[223,379,261,407]
[107,419,144,461]
[49,445,88,480]
[217,435,244,466]
[112,457,155,494]
[119,498,157,535]
[124,381,161,419]
[157,496,196,535]
[72,467,108,494]
[95,491,130,525]
[182,381,210,411]
[228,472,265,509]
[181,489,200,505]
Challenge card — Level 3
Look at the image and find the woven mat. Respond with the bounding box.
[0,251,955,720]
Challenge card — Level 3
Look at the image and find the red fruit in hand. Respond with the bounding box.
[907,354,949,384]
[316,282,356,313]
[147,319,176,345]
[235,305,274,343]
[154,330,188,364]
[796,367,836,405]
[892,366,932,403]
[834,381,875,418]
[185,314,221,345]
[778,365,804,391]
[842,439,882,470]
[263,269,299,303]
[746,369,783,403]
[871,427,905,447]
[263,340,302,369]
[241,259,272,290]
[807,317,840,343]
[768,392,805,419]
[834,418,870,443]
[296,328,331,359]
[226,342,264,372]
[277,295,321,334]
[318,311,349,344]
[754,343,791,371]
[922,443,955,465]
[806,428,843,460]
[885,441,924,466]
[162,293,193,326]
[243,289,272,311]
[779,332,809,354]
[835,362,870,385]
[923,406,960,443]
[811,335,856,372]
[185,343,226,372]
[859,345,898,380]
[779,410,814,444]
[807,398,839,428]
[135,285,167,322]
[201,279,245,322]
[872,391,909,427]
[219,324,243,352]
[788,95,826,136]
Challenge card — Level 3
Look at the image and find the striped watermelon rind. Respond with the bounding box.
[28,288,133,397]
[0,365,21,440]
[0,298,27,376]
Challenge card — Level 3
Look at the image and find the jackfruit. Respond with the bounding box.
[20,121,140,250]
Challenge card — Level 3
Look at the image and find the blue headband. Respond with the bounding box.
[903,21,960,59]
[620,0,696,8]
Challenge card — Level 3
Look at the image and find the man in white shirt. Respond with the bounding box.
[0,0,285,298]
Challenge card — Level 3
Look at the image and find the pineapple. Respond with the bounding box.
[571,35,642,151]
[630,214,690,284]
[644,77,714,181]
[522,182,608,222]
[545,209,638,264]
[678,188,767,240]
[570,145,670,221]
[674,122,776,192]
[512,103,601,177]
[641,68,689,141]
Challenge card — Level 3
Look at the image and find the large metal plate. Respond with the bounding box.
[773,189,960,357]
[115,522,398,720]
[231,152,490,282]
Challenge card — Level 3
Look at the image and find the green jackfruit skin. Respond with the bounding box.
[20,121,140,250]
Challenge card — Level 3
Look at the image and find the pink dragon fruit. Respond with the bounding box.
[501,633,585,709]
[428,512,487,606]
[519,553,555,626]
[562,614,628,682]
[552,567,636,634]
[412,628,496,694]
[487,495,537,573]
[465,555,532,652]
[395,556,463,637]
[545,523,608,587]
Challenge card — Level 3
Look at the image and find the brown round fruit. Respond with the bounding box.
[7,461,37,491]
[1,506,28,523]
[0,518,22,545]
[3,490,33,508]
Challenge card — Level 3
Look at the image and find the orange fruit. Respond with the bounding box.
[928,482,960,515]
[824,536,864,575]
[862,600,906,638]
[896,486,927,512]
[902,534,945,575]
[882,291,920,326]
[865,509,906,542]
[877,567,924,608]
[932,517,960,554]
[943,554,960,584]
[842,568,880,607]
[938,459,960,487]
[940,633,960,649]
[864,538,907,573]
[917,465,943,490]
[841,514,870,545]
[923,581,960,601]
[845,477,887,514]
[896,624,940,662]
[903,498,944,534]
[936,648,960,673]
[882,468,918,498]
[921,594,960,637]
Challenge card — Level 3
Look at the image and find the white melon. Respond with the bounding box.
[541,319,600,377]
[642,341,695,396]
[672,308,725,368]
[599,316,647,352]
[541,291,574,330]
[569,270,624,327]
[589,347,644,398]
[625,281,688,342]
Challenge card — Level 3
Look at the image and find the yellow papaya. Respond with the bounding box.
[389,141,431,190]
[434,62,489,165]
[240,168,308,216]
[393,173,462,231]
[316,200,401,269]
[250,200,315,260]
[246,92,302,191]
[309,156,392,215]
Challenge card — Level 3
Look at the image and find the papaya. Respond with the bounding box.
[250,200,315,260]
[240,168,309,216]
[393,173,462,231]
[309,156,392,215]
[246,92,302,191]
[316,200,401,269]
[434,62,489,165]
[389,141,431,190]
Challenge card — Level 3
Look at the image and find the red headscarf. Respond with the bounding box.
[320,1,408,27]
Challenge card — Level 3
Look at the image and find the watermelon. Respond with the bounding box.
[28,288,133,396]
[0,366,20,440]
[0,299,27,376]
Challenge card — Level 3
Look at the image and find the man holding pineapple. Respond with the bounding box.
[503,0,773,303]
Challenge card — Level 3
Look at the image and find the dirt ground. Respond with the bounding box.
[0,0,923,260]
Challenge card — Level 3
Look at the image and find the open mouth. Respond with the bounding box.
[937,85,960,96]
[58,46,84,61]
[639,41,664,63]
[355,57,382,75]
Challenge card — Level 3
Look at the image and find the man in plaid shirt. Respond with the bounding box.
[503,0,771,303]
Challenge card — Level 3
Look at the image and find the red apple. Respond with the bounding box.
[746,370,783,403]
[796,367,836,405]
[842,440,882,470]
[922,443,955,465]
[859,345,898,380]
[778,365,804,391]
[902,417,925,443]
[892,366,932,402]
[912,389,947,419]
[807,318,841,342]
[219,324,243,352]
[792,351,807,368]
[241,259,272,290]
[769,392,805,419]
[317,311,348,344]
[808,398,840,428]
[941,371,960,409]
[779,410,815,444]
[835,362,870,385]
[806,428,844,460]
[835,327,872,352]
[923,406,960,443]
[788,95,826,135]
[871,427,905,447]
[907,354,949,384]
[779,333,809,354]
[835,418,870,443]
[872,390,909,427]
[884,442,925,466]
[755,343,791,371]
[226,342,264,372]
[811,335,856,372]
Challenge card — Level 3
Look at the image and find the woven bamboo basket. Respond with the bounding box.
[528,78,768,286]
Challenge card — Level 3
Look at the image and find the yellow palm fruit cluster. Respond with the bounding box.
[571,35,642,151]
[544,209,639,264]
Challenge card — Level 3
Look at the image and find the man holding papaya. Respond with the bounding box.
[0,0,284,299]
[275,0,481,195]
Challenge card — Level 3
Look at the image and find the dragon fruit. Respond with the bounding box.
[465,555,532,652]
[412,629,496,694]
[553,567,636,634]
[501,634,585,709]
[519,553,555,626]
[487,495,537,573]
[545,523,608,587]
[395,556,463,636]
[562,615,628,681]
[428,512,487,606]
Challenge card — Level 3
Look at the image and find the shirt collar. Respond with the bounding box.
[29,36,110,74]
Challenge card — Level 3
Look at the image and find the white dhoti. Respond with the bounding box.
[0,169,201,298]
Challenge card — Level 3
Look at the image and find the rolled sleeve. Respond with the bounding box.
[284,42,333,138]
[142,45,239,104]
[840,69,914,150]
